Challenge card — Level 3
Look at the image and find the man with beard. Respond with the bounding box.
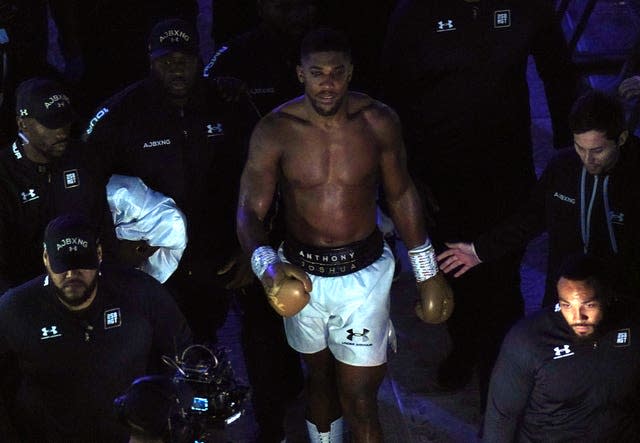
[484,254,640,442]
[0,77,110,294]
[0,213,191,442]
[237,28,453,443]
[83,18,258,343]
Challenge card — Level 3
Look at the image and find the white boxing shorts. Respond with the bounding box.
[280,231,395,367]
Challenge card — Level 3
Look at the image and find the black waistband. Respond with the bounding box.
[283,230,384,277]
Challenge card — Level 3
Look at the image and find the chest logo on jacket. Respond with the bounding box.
[615,329,630,347]
[41,325,62,340]
[20,188,39,203]
[206,123,224,137]
[143,139,172,149]
[63,170,80,189]
[553,344,574,359]
[553,192,576,205]
[104,308,122,329]
[436,19,456,32]
[494,10,511,28]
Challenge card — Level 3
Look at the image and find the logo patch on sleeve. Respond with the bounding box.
[104,308,122,329]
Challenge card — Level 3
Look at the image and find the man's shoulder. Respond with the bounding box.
[507,307,559,346]
[261,97,308,127]
[0,275,47,311]
[350,93,397,122]
[544,148,581,175]
[84,80,149,136]
[100,264,162,290]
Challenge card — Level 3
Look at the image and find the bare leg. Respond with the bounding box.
[336,361,386,443]
[303,348,342,431]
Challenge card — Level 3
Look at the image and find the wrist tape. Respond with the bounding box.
[408,238,439,282]
[251,246,280,279]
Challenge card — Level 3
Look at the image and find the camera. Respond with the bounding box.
[163,344,250,441]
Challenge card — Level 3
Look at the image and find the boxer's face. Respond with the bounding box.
[557,277,604,338]
[573,129,626,175]
[297,50,352,117]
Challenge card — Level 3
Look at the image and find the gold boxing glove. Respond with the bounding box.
[415,272,454,324]
[266,277,310,317]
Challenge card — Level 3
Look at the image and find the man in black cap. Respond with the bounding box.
[0,77,111,294]
[83,18,259,343]
[0,213,191,442]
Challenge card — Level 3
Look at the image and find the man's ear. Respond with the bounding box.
[16,116,26,131]
[618,130,629,146]
[296,65,304,83]
[43,249,49,268]
[97,244,103,263]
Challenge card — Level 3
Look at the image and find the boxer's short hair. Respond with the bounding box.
[300,27,351,61]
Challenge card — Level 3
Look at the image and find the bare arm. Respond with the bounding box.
[374,105,426,249]
[236,118,280,254]
[371,103,454,323]
[236,116,312,313]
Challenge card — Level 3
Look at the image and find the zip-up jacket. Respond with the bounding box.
[381,0,579,238]
[0,140,108,293]
[484,304,640,442]
[83,77,258,270]
[475,137,640,306]
[0,265,192,442]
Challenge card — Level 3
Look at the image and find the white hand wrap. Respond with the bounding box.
[408,238,439,282]
[251,246,280,279]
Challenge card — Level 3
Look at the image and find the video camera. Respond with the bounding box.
[162,344,250,441]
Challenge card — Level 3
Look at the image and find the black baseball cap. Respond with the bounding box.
[148,18,199,60]
[43,214,100,273]
[15,77,74,129]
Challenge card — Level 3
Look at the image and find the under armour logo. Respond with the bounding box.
[170,36,180,43]
[21,189,39,203]
[347,328,369,342]
[553,344,574,359]
[436,19,455,32]
[207,123,223,136]
[68,246,78,252]
[41,325,62,339]
[19,109,28,116]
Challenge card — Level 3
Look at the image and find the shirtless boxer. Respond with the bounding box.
[236,28,453,443]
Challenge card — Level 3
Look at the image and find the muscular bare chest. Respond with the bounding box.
[280,118,380,189]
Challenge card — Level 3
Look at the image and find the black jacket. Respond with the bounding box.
[0,140,109,293]
[381,0,578,237]
[83,77,259,269]
[475,138,640,306]
[0,265,192,442]
[204,26,304,117]
[484,304,640,442]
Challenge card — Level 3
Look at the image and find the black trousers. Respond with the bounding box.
[235,282,304,443]
[443,250,524,411]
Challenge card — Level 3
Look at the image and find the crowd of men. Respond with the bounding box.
[0,0,639,442]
